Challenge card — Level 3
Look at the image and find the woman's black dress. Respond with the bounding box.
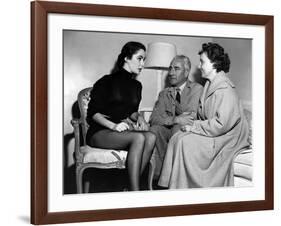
[86,68,142,145]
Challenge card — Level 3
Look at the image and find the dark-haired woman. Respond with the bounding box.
[158,42,250,189]
[86,42,156,191]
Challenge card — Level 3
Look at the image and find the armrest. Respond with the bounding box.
[71,118,81,145]
[139,108,153,123]
[71,118,84,163]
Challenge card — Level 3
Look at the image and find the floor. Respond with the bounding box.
[64,165,164,194]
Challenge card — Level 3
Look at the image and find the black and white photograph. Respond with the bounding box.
[63,30,253,194]
[29,1,273,224]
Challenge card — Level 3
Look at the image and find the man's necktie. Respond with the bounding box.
[175,88,181,116]
[176,88,181,103]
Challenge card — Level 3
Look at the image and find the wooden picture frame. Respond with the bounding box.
[31,1,274,224]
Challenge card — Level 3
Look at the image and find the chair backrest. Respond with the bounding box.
[77,87,92,145]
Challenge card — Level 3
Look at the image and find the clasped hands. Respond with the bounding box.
[112,121,130,132]
[113,112,149,132]
[174,111,196,132]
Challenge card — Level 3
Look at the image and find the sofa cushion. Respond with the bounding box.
[233,149,253,181]
[81,146,127,165]
[234,176,253,187]
[234,149,253,166]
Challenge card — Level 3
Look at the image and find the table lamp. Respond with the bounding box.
[145,42,177,96]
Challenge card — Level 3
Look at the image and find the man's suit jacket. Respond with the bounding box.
[150,80,203,127]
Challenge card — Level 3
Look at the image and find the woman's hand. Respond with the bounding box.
[181,124,192,132]
[112,122,130,132]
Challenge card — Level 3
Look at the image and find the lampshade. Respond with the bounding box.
[144,42,177,69]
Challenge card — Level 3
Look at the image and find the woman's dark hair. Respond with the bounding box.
[117,41,146,69]
[198,42,231,73]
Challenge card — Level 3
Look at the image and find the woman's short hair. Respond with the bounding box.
[117,41,146,68]
[199,42,230,73]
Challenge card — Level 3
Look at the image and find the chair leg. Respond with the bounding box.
[84,181,90,193]
[148,160,155,190]
[76,166,84,194]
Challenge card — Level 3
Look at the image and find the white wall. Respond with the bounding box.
[213,37,252,103]
[2,0,280,226]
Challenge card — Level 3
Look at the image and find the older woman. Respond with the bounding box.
[158,42,250,189]
[86,41,156,191]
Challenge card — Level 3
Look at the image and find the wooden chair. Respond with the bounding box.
[71,87,150,193]
[71,87,127,193]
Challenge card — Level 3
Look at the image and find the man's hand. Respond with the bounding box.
[136,115,149,131]
[174,111,196,126]
[129,112,139,122]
